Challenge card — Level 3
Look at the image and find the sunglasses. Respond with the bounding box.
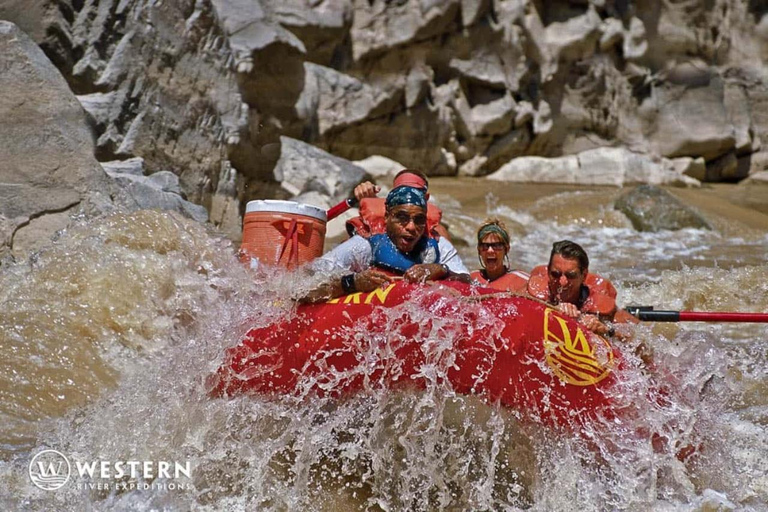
[392,212,427,227]
[478,242,506,251]
[549,270,581,280]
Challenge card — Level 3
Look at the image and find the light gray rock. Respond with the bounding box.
[599,18,624,51]
[296,63,399,135]
[449,49,507,88]
[324,79,460,176]
[275,137,370,202]
[521,9,557,82]
[0,21,113,258]
[405,61,433,108]
[665,156,707,182]
[77,91,123,128]
[488,154,581,183]
[544,6,601,62]
[59,0,241,208]
[614,185,712,232]
[267,0,350,31]
[724,81,759,155]
[264,0,351,63]
[458,154,489,177]
[741,170,768,184]
[733,170,768,214]
[488,147,700,187]
[644,79,736,161]
[0,1,52,43]
[623,16,648,60]
[211,0,306,68]
[102,159,208,223]
[100,156,145,176]
[471,94,515,136]
[460,0,488,26]
[350,0,461,60]
[353,155,407,180]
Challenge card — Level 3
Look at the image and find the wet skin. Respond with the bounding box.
[547,254,586,306]
[385,204,427,254]
[477,233,509,281]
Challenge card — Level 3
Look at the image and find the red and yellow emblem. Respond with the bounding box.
[542,308,614,386]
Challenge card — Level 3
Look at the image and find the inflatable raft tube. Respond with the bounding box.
[209,281,625,428]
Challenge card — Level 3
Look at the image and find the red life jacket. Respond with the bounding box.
[527,265,618,319]
[345,198,448,239]
[470,269,530,293]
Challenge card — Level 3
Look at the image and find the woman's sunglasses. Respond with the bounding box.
[478,242,506,251]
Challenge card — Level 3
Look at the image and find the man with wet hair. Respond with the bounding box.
[303,183,469,303]
[528,240,623,337]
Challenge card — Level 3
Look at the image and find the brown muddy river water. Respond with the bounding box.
[1,181,767,511]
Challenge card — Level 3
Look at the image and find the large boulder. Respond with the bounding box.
[733,170,768,214]
[101,158,209,224]
[544,6,602,63]
[211,0,306,65]
[487,147,700,187]
[643,77,736,162]
[614,185,712,232]
[4,0,241,229]
[274,137,370,202]
[296,63,401,136]
[262,0,352,65]
[353,155,407,181]
[0,21,113,259]
[350,0,461,60]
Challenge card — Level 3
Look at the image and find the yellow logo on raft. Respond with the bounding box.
[542,308,614,386]
[328,283,398,305]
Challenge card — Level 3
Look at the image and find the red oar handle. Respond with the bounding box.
[678,311,768,323]
[627,306,768,323]
[326,198,358,221]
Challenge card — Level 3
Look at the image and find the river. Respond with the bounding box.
[1,181,767,511]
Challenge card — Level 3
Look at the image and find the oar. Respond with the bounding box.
[326,198,358,221]
[626,306,768,323]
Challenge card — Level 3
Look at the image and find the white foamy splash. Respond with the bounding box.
[0,193,766,510]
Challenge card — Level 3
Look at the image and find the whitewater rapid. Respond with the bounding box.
[1,188,767,511]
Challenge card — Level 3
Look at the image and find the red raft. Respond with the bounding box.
[209,281,626,428]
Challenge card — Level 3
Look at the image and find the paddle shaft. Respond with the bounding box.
[326,198,358,221]
[627,307,768,323]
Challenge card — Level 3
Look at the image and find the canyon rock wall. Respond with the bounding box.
[2,0,768,247]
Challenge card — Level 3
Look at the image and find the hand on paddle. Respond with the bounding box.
[557,302,580,318]
[353,181,380,202]
[558,303,613,337]
[326,181,381,222]
[354,269,395,292]
[403,263,448,284]
[579,314,612,337]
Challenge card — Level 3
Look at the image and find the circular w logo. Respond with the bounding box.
[28,449,71,491]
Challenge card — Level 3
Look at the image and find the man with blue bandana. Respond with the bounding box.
[303,184,469,303]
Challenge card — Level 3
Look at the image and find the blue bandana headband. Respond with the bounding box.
[385,186,427,209]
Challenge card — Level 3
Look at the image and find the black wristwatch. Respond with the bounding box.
[606,326,616,337]
[341,273,356,294]
[440,263,451,276]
